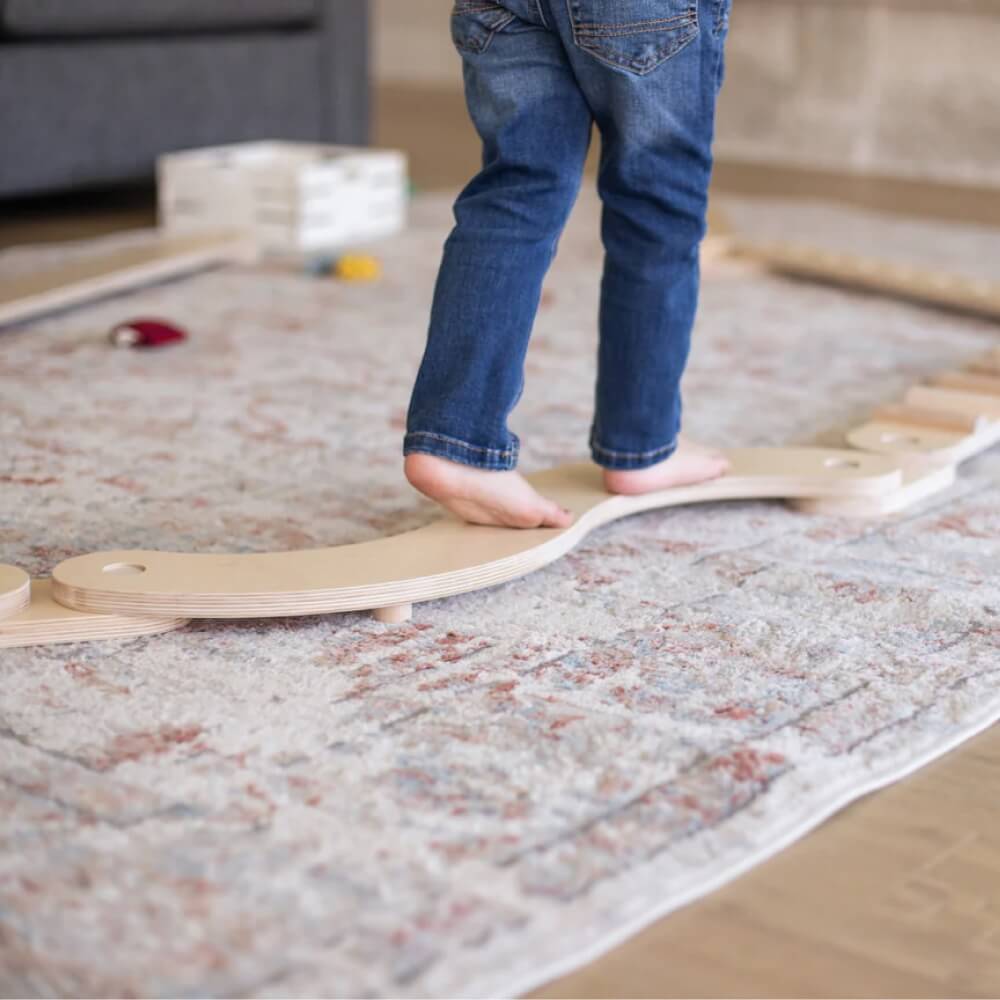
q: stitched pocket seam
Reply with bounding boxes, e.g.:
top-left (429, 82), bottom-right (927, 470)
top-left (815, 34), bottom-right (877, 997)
top-left (567, 0), bottom-right (700, 75)
top-left (451, 7), bottom-right (517, 54)
top-left (576, 13), bottom-right (697, 37)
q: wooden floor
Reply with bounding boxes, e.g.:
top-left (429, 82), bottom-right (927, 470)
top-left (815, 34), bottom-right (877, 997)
top-left (535, 724), bottom-right (1000, 999)
top-left (3, 83), bottom-right (999, 999)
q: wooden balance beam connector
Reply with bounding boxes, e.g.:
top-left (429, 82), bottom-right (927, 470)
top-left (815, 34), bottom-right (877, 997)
top-left (1, 446), bottom-right (934, 648)
top-left (0, 579), bottom-right (189, 649)
top-left (846, 349), bottom-right (1000, 469)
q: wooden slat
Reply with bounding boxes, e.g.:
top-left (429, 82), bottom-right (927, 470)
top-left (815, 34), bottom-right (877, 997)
top-left (0, 231), bottom-right (255, 327)
top-left (730, 238), bottom-right (1000, 321)
top-left (931, 370), bottom-right (1000, 397)
top-left (870, 403), bottom-right (982, 434)
top-left (0, 579), bottom-right (186, 649)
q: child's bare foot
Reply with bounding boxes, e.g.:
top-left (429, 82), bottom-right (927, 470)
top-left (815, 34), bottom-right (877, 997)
top-left (603, 439), bottom-right (730, 495)
top-left (405, 454), bottom-right (575, 529)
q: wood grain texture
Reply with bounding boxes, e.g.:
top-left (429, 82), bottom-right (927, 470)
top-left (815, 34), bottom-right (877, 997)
top-left (533, 724), bottom-right (1000, 999)
top-left (0, 232), bottom-right (256, 327)
top-left (0, 564), bottom-right (31, 621)
top-left (51, 448), bottom-right (905, 620)
top-left (0, 579), bottom-right (188, 649)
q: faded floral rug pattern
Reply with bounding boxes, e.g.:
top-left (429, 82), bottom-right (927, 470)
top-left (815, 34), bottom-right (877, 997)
top-left (1, 193), bottom-right (999, 998)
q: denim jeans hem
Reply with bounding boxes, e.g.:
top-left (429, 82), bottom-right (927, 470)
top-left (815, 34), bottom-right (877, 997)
top-left (589, 434), bottom-right (679, 470)
top-left (404, 430), bottom-right (519, 471)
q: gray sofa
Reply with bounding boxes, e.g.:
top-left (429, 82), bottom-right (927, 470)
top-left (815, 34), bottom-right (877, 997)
top-left (0, 0), bottom-right (370, 197)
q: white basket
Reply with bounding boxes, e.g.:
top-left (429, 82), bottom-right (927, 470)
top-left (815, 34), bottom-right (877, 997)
top-left (158, 141), bottom-right (408, 255)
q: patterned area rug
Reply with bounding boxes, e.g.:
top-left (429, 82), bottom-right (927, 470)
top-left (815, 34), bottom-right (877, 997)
top-left (2, 192), bottom-right (999, 998)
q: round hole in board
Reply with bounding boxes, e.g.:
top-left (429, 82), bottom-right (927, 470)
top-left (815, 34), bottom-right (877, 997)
top-left (102, 563), bottom-right (147, 576)
top-left (823, 457), bottom-right (863, 470)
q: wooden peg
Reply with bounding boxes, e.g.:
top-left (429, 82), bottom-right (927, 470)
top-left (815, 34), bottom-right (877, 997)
top-left (372, 604), bottom-right (413, 624)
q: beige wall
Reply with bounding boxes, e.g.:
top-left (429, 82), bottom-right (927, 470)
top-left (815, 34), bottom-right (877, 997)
top-left (716, 0), bottom-right (1000, 187)
top-left (373, 0), bottom-right (460, 86)
top-left (373, 0), bottom-right (1000, 187)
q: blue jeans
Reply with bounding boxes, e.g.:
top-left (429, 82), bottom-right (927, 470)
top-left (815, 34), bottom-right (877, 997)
top-left (405, 0), bottom-right (731, 471)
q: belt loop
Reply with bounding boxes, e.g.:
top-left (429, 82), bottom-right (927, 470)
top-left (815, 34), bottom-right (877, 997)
top-left (534, 0), bottom-right (549, 28)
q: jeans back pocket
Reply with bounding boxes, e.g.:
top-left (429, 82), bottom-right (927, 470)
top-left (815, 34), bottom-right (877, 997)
top-left (568, 0), bottom-right (700, 75)
top-left (452, 1), bottom-right (517, 54)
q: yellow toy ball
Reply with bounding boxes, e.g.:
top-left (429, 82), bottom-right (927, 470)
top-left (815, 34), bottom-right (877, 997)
top-left (334, 253), bottom-right (382, 282)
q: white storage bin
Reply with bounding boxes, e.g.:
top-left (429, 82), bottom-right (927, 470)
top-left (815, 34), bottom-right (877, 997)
top-left (158, 141), bottom-right (408, 255)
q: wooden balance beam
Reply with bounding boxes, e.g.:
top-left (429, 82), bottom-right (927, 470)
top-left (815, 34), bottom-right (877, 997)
top-left (45, 447), bottom-right (913, 623)
top-left (5, 352), bottom-right (999, 649)
top-left (1, 446), bottom-right (922, 646)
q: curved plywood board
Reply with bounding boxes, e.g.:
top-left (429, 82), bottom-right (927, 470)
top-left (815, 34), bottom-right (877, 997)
top-left (0, 564), bottom-right (31, 621)
top-left (51, 447), bottom-right (906, 620)
top-left (0, 232), bottom-right (255, 328)
top-left (0, 579), bottom-right (188, 649)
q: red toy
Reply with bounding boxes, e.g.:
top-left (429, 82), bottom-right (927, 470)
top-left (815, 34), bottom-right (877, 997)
top-left (109, 318), bottom-right (188, 349)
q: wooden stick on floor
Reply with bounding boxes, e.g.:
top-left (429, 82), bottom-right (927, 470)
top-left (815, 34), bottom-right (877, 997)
top-left (728, 238), bottom-right (1000, 322)
top-left (0, 231), bottom-right (256, 327)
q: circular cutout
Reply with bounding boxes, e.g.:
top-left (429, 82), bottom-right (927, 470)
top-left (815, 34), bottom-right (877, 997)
top-left (823, 457), bottom-right (863, 470)
top-left (102, 563), bottom-right (147, 575)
